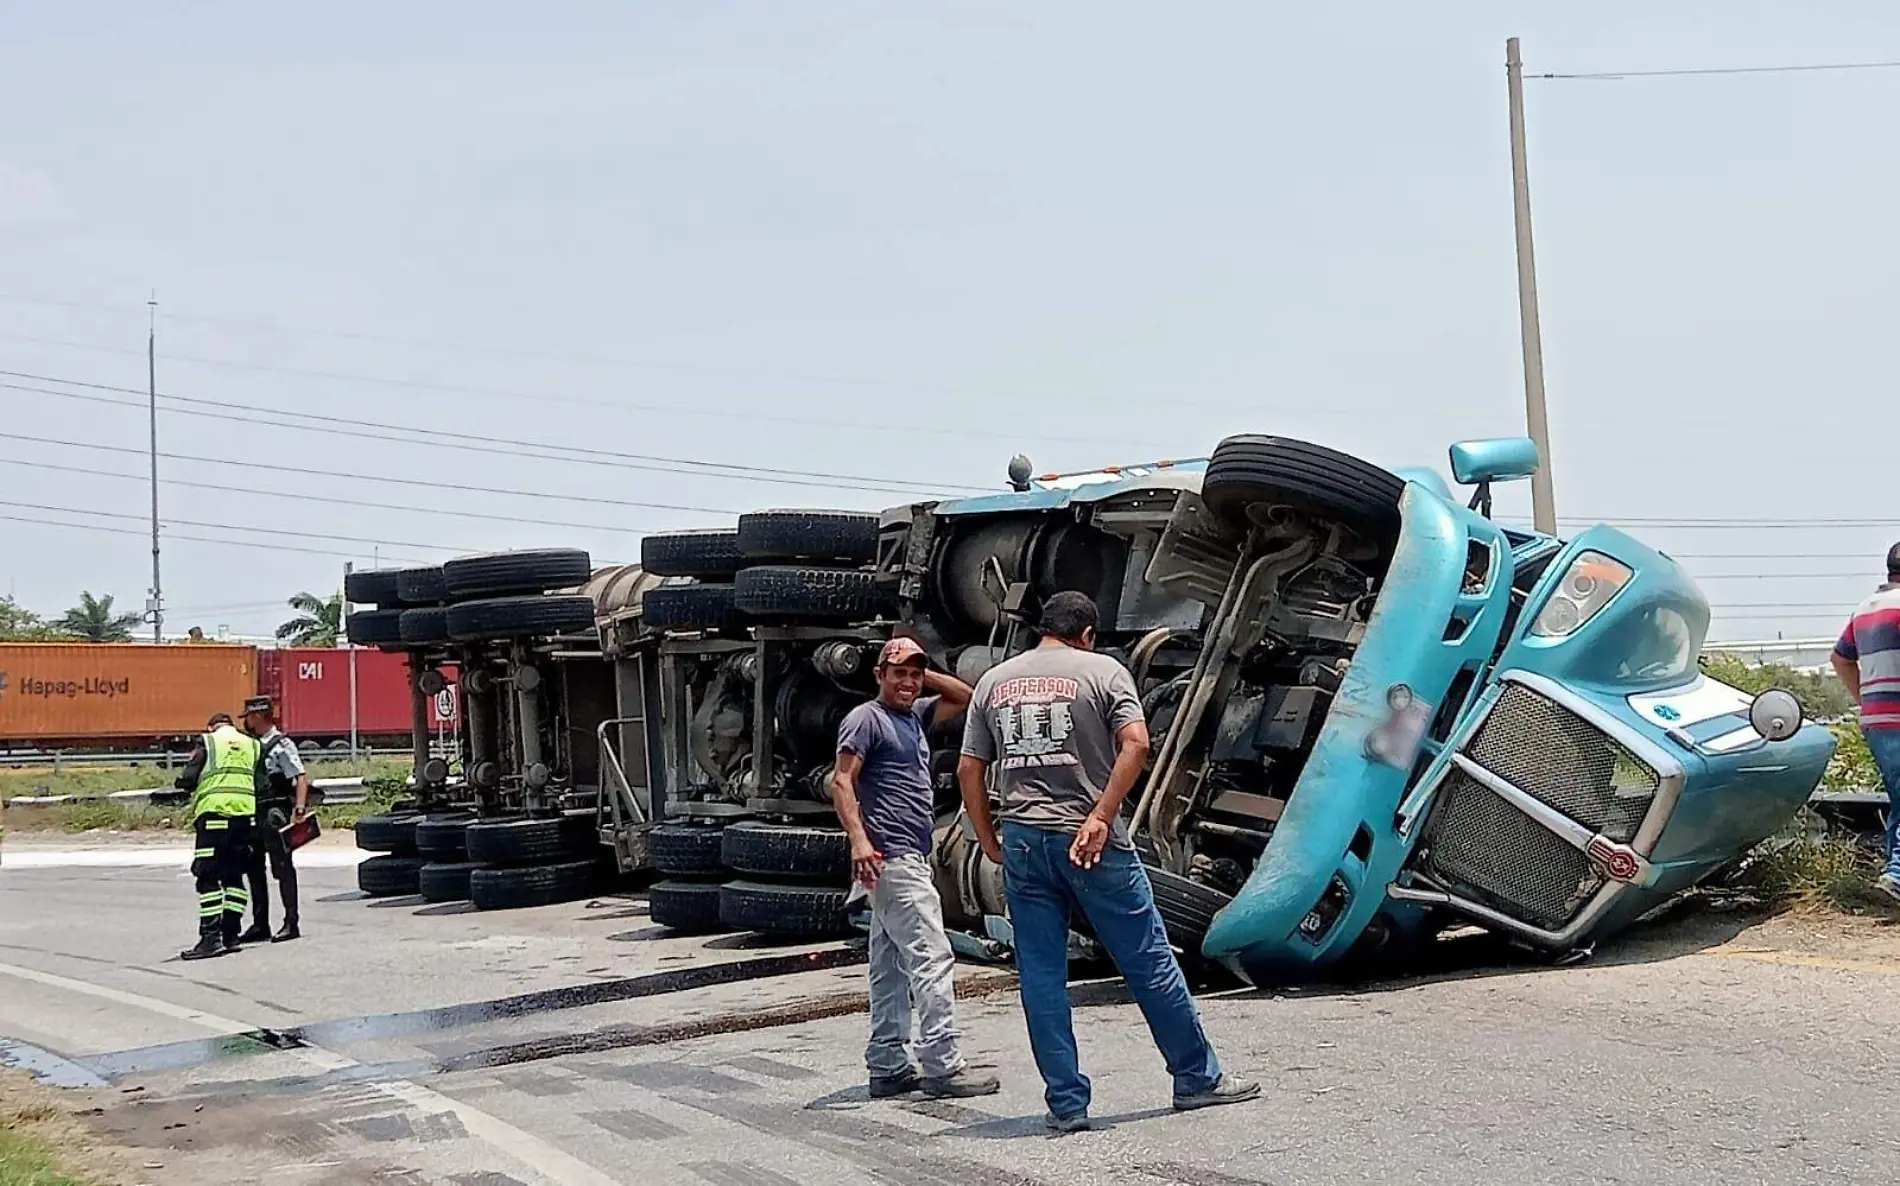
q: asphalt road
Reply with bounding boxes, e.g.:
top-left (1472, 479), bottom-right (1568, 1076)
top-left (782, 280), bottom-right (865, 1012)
top-left (2, 835), bottom-right (1897, 1186)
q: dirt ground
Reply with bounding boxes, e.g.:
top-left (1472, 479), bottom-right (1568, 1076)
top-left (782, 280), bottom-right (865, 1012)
top-left (1, 1070), bottom-right (136, 1186)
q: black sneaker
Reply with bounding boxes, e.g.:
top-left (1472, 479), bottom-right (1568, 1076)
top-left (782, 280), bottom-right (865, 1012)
top-left (868, 1068), bottom-right (921, 1099)
top-left (920, 1069), bottom-right (1001, 1098)
top-left (238, 924), bottom-right (273, 945)
top-left (1173, 1075), bottom-right (1261, 1112)
top-left (180, 937), bottom-right (227, 961)
top-left (272, 923), bottom-right (302, 943)
top-left (1044, 1112), bottom-right (1091, 1134)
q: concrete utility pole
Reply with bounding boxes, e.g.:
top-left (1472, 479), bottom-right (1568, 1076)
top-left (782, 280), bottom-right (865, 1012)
top-left (345, 562), bottom-right (360, 761)
top-left (147, 296), bottom-right (164, 641)
top-left (1506, 37), bottom-right (1558, 535)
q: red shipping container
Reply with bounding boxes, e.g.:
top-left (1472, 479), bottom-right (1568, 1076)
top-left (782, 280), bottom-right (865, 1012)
top-left (257, 648), bottom-right (460, 745)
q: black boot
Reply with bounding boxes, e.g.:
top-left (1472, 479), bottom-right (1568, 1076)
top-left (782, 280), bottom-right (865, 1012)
top-left (181, 935), bottom-right (227, 961)
top-left (238, 923), bottom-right (273, 945)
top-left (272, 922), bottom-right (301, 943)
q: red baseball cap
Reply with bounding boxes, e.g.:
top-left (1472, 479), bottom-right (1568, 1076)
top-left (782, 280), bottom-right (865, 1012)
top-left (877, 637), bottom-right (928, 668)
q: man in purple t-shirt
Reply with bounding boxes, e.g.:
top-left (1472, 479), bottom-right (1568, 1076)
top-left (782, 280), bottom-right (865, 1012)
top-left (832, 637), bottom-right (997, 1100)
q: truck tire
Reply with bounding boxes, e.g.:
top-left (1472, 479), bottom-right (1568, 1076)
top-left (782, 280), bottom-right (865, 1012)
top-left (399, 606), bottom-right (451, 646)
top-left (396, 565), bottom-right (450, 604)
top-left (648, 879), bottom-right (728, 934)
top-left (354, 812), bottom-right (421, 856)
top-left (346, 609), bottom-right (407, 646)
top-left (1200, 434), bottom-right (1405, 546)
top-left (718, 880), bottom-right (852, 937)
top-left (465, 813), bottom-right (596, 867)
top-left (445, 595), bottom-right (597, 642)
top-left (358, 855), bottom-right (424, 897)
top-left (419, 861), bottom-right (480, 903)
top-left (650, 823), bottom-right (727, 877)
top-left (443, 549), bottom-right (593, 599)
top-left (414, 814), bottom-right (476, 862)
top-left (640, 583), bottom-right (744, 632)
top-left (737, 510), bottom-right (879, 565)
top-left (641, 530), bottom-right (744, 580)
top-left (732, 567), bottom-right (892, 622)
top-left (345, 568), bottom-right (403, 607)
top-left (720, 821), bottom-right (849, 881)
top-left (470, 860), bottom-right (600, 911)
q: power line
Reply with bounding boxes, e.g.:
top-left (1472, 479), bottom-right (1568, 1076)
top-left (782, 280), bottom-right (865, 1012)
top-left (0, 329), bottom-right (1166, 450)
top-left (1691, 572), bottom-right (1875, 581)
top-left (0, 429), bottom-right (736, 517)
top-left (2, 371), bottom-right (984, 496)
top-left (1506, 517), bottom-right (1900, 531)
top-left (1536, 59), bottom-right (1900, 82)
top-left (0, 297), bottom-right (1379, 429)
top-left (1669, 552), bottom-right (1878, 560)
top-left (0, 454), bottom-right (642, 534)
top-left (0, 508), bottom-right (429, 564)
top-left (0, 496), bottom-right (477, 555)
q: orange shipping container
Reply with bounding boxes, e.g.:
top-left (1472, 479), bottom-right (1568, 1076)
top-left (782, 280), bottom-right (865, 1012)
top-left (0, 643), bottom-right (257, 747)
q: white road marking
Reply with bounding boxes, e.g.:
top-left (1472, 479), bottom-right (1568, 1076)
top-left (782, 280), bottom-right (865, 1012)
top-left (0, 958), bottom-right (620, 1186)
top-left (1, 848), bottom-right (368, 870)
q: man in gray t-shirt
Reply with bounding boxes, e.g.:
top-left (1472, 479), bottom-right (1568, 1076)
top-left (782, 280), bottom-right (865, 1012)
top-left (959, 592), bottom-right (1256, 1131)
top-left (960, 637), bottom-right (1144, 851)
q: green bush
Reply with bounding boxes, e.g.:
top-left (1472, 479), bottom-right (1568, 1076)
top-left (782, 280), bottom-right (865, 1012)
top-left (1826, 722), bottom-right (1879, 791)
top-left (315, 775), bottom-right (408, 830)
top-left (1728, 810), bottom-right (1891, 914)
top-left (1698, 653), bottom-right (1855, 720)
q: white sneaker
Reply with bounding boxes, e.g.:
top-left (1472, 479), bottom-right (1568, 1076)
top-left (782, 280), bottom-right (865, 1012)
top-left (1877, 874), bottom-right (1900, 903)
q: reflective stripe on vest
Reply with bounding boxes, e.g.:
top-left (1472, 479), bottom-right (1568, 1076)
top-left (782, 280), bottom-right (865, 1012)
top-left (192, 725), bottom-right (259, 819)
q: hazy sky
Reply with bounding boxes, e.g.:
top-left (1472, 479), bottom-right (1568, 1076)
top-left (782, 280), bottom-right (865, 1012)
top-left (2, 2), bottom-right (1895, 642)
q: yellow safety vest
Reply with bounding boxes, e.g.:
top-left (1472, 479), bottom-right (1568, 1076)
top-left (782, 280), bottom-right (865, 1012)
top-left (192, 725), bottom-right (259, 820)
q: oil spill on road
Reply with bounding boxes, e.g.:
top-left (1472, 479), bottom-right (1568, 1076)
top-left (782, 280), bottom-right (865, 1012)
top-left (81, 945), bottom-right (868, 1080)
top-left (95, 969), bottom-right (1020, 1108)
top-left (0, 1037), bottom-right (110, 1088)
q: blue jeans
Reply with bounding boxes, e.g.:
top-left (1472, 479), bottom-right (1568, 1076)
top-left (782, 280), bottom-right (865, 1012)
top-left (1863, 729), bottom-right (1900, 879)
top-left (1000, 821), bottom-right (1222, 1118)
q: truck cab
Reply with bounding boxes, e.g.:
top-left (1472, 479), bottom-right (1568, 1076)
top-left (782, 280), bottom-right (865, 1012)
top-left (1119, 434), bottom-right (1835, 980)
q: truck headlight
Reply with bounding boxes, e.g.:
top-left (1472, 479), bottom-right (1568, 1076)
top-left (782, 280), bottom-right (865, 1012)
top-left (1531, 551), bottom-right (1631, 638)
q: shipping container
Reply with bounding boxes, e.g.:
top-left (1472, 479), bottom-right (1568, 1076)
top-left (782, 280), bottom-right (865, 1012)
top-left (258, 648), bottom-right (460, 745)
top-left (0, 643), bottom-right (256, 747)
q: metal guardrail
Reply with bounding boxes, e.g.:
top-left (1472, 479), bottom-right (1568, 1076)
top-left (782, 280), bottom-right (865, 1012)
top-left (0, 744), bottom-right (455, 771)
top-left (2, 777), bottom-right (373, 809)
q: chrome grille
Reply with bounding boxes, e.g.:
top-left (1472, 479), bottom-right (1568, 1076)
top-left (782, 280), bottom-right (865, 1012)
top-left (1467, 684), bottom-right (1659, 842)
top-left (1421, 769), bottom-right (1604, 929)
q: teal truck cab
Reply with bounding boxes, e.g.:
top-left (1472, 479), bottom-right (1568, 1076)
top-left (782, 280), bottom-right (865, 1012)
top-left (1128, 433), bottom-right (1835, 981)
top-left (913, 433), bottom-right (1834, 981)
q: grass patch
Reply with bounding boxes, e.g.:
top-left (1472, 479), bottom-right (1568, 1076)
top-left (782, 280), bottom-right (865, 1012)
top-left (1, 760), bottom-right (415, 834)
top-left (314, 776), bottom-right (407, 830)
top-left (0, 1127), bottom-right (92, 1186)
top-left (1726, 812), bottom-right (1896, 915)
top-left (0, 757), bottom-right (409, 802)
top-left (0, 1074), bottom-right (102, 1186)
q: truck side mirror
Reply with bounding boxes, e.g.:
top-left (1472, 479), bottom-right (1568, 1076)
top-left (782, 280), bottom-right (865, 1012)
top-left (1749, 689), bottom-right (1803, 742)
top-left (1448, 437), bottom-right (1541, 486)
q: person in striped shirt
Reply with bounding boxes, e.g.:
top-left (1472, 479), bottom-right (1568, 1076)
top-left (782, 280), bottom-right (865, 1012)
top-left (1829, 542), bottom-right (1900, 901)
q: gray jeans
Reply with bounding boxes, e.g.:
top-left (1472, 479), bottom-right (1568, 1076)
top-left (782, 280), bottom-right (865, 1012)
top-left (865, 853), bottom-right (964, 1079)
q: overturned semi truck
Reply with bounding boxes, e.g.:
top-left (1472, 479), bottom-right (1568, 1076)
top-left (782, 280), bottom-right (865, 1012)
top-left (348, 432), bottom-right (1834, 981)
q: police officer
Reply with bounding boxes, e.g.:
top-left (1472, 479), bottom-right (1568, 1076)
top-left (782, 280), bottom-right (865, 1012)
top-left (240, 695), bottom-right (308, 944)
top-left (175, 713), bottom-right (264, 960)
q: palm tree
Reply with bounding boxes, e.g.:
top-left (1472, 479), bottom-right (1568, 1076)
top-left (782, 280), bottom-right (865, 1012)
top-left (276, 591), bottom-right (343, 647)
top-left (57, 591), bottom-right (142, 642)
